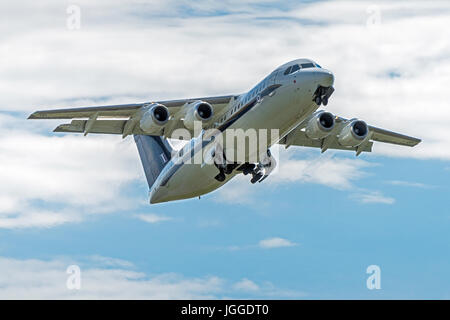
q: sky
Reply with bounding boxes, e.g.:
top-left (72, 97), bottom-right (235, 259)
top-left (0, 0), bottom-right (449, 299)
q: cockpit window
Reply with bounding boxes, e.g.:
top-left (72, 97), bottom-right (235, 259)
top-left (283, 66), bottom-right (292, 75)
top-left (284, 64), bottom-right (301, 75)
top-left (290, 64), bottom-right (300, 73)
top-left (301, 63), bottom-right (315, 69)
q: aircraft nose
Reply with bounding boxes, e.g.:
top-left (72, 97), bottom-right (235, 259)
top-left (316, 69), bottom-right (334, 87)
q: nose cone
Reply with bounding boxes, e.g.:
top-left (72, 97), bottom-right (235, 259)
top-left (316, 69), bottom-right (334, 87)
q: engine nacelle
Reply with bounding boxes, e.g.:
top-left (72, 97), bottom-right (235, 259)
top-left (139, 103), bottom-right (170, 133)
top-left (305, 111), bottom-right (335, 139)
top-left (338, 120), bottom-right (369, 147)
top-left (183, 101), bottom-right (214, 130)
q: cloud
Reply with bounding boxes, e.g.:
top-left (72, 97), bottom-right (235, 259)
top-left (224, 236), bottom-right (298, 251)
top-left (0, 208), bottom-right (81, 229)
top-left (0, 114), bottom-right (144, 229)
top-left (0, 255), bottom-right (303, 299)
top-left (351, 191), bottom-right (395, 205)
top-left (233, 277), bottom-right (308, 298)
top-left (135, 213), bottom-right (173, 224)
top-left (0, 256), bottom-right (222, 299)
top-left (270, 150), bottom-right (371, 190)
top-left (258, 237), bottom-right (297, 249)
top-left (386, 180), bottom-right (435, 189)
top-left (233, 278), bottom-right (259, 292)
top-left (88, 255), bottom-right (134, 268)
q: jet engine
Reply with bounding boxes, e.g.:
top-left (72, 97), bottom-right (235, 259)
top-left (183, 101), bottom-right (214, 130)
top-left (140, 103), bottom-right (170, 133)
top-left (305, 111), bottom-right (335, 139)
top-left (337, 119), bottom-right (369, 147)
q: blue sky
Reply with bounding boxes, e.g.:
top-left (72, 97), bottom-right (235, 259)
top-left (0, 0), bottom-right (449, 299)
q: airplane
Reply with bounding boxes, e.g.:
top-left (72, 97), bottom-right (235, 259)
top-left (28, 59), bottom-right (421, 204)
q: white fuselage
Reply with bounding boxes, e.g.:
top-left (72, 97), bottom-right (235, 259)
top-left (150, 59), bottom-right (334, 203)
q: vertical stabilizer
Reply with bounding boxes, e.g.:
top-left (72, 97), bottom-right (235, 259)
top-left (134, 135), bottom-right (173, 189)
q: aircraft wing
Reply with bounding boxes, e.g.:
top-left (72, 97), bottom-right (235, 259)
top-left (28, 95), bottom-right (235, 138)
top-left (279, 114), bottom-right (421, 155)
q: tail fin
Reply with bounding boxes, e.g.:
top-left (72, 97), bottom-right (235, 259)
top-left (134, 135), bottom-right (173, 189)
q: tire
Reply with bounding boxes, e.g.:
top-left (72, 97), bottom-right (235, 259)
top-left (314, 96), bottom-right (321, 105)
top-left (215, 172), bottom-right (226, 182)
top-left (251, 173), bottom-right (263, 184)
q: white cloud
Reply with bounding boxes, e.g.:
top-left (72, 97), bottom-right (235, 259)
top-left (270, 151), bottom-right (371, 190)
top-left (88, 255), bottom-right (134, 268)
top-left (258, 237), bottom-right (297, 249)
top-left (213, 174), bottom-right (257, 205)
top-left (0, 209), bottom-right (81, 229)
top-left (223, 236), bottom-right (298, 251)
top-left (351, 191), bottom-right (395, 205)
top-left (233, 278), bottom-right (259, 292)
top-left (135, 213), bottom-right (173, 224)
top-left (0, 114), bottom-right (144, 229)
top-left (0, 256), bottom-right (222, 299)
top-left (386, 180), bottom-right (434, 189)
top-left (0, 256), bottom-right (303, 299)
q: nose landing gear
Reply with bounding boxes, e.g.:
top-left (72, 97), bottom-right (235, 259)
top-left (313, 86), bottom-right (334, 106)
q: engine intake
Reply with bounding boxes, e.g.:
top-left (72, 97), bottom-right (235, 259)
top-left (140, 104), bottom-right (169, 133)
top-left (338, 120), bottom-right (368, 147)
top-left (183, 101), bottom-right (214, 130)
top-left (305, 111), bottom-right (335, 139)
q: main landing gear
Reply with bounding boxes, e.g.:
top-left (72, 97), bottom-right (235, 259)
top-left (313, 86), bottom-right (334, 106)
top-left (213, 148), bottom-right (277, 184)
top-left (237, 149), bottom-right (277, 184)
top-left (213, 146), bottom-right (239, 182)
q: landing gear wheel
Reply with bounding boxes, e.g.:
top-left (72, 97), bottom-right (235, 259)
top-left (238, 163), bottom-right (256, 176)
top-left (314, 95), bottom-right (322, 105)
top-left (322, 96), bottom-right (328, 106)
top-left (251, 172), bottom-right (263, 184)
top-left (215, 171), bottom-right (226, 182)
top-left (224, 165), bottom-right (233, 175)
